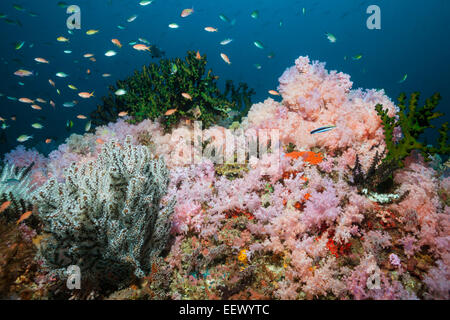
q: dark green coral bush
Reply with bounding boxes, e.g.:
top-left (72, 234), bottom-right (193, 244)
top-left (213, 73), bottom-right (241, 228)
top-left (90, 51), bottom-right (255, 130)
top-left (376, 92), bottom-right (449, 168)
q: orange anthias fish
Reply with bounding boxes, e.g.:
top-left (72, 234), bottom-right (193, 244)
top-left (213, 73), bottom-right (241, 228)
top-left (285, 151), bottom-right (324, 165)
top-left (268, 90), bottom-right (280, 96)
top-left (14, 69), bottom-right (33, 77)
top-left (118, 111), bottom-right (128, 117)
top-left (45, 138), bottom-right (52, 144)
top-left (133, 44), bottom-right (150, 51)
top-left (19, 97), bottom-right (34, 103)
top-left (78, 91), bottom-right (94, 98)
top-left (96, 138), bottom-right (105, 144)
top-left (196, 51), bottom-right (201, 59)
top-left (220, 53), bottom-right (231, 64)
top-left (48, 79), bottom-right (55, 87)
top-left (181, 92), bottom-right (192, 100)
top-left (34, 57), bottom-right (50, 64)
top-left (31, 104), bottom-right (42, 110)
top-left (204, 26), bottom-right (218, 32)
top-left (181, 8), bottom-right (194, 18)
top-left (17, 211), bottom-right (32, 225)
top-left (0, 201), bottom-right (11, 213)
top-left (111, 39), bottom-right (122, 48)
top-left (165, 108), bottom-right (177, 116)
top-left (77, 114), bottom-right (87, 119)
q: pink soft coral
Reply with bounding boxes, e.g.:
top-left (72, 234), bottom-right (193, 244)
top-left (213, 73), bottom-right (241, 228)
top-left (4, 145), bottom-right (48, 187)
top-left (243, 56), bottom-right (398, 170)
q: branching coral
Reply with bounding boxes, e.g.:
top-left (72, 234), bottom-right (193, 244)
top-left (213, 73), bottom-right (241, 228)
top-left (90, 51), bottom-right (255, 130)
top-left (31, 136), bottom-right (175, 291)
top-left (376, 92), bottom-right (449, 168)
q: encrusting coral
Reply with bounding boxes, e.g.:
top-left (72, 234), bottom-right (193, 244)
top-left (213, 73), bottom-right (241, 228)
top-left (31, 136), bottom-right (175, 292)
top-left (2, 55), bottom-right (449, 300)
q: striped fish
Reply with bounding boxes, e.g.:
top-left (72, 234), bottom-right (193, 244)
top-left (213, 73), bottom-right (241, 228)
top-left (310, 125), bottom-right (336, 134)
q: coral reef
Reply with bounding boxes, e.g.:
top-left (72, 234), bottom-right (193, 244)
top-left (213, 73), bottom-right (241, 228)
top-left (2, 55), bottom-right (449, 300)
top-left (90, 51), bottom-right (255, 130)
top-left (31, 136), bottom-right (175, 292)
top-left (0, 221), bottom-right (37, 299)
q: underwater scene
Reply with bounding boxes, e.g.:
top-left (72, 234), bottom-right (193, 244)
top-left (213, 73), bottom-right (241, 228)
top-left (0, 0), bottom-right (449, 301)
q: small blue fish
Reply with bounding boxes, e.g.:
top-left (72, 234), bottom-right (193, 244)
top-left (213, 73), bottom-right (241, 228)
top-left (310, 125), bottom-right (336, 134)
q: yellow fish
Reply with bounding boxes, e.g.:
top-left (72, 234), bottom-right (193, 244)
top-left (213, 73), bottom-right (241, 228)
top-left (57, 36), bottom-right (69, 42)
top-left (86, 29), bottom-right (99, 35)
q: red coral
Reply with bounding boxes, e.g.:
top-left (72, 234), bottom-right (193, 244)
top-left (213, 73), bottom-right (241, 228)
top-left (225, 208), bottom-right (255, 220)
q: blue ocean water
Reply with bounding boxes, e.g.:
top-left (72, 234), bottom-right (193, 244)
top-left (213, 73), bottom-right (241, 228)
top-left (0, 0), bottom-right (449, 156)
